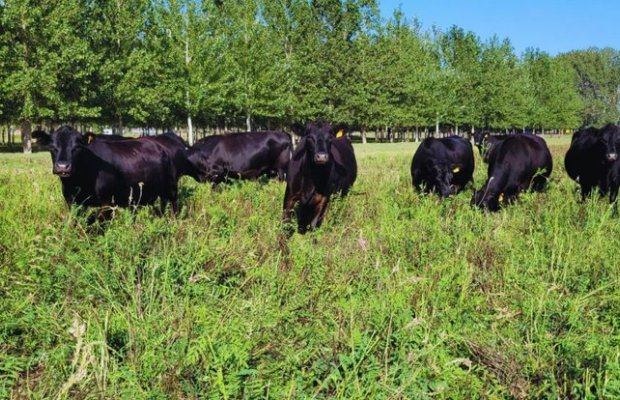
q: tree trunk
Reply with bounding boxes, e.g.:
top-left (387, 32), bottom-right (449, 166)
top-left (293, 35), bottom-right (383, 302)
top-left (115, 115), bottom-right (124, 136)
top-left (246, 113), bottom-right (251, 132)
top-left (187, 113), bottom-right (194, 146)
top-left (21, 120), bottom-right (32, 154)
top-left (361, 127), bottom-right (367, 144)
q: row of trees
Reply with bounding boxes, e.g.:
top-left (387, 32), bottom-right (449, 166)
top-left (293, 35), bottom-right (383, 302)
top-left (1, 0), bottom-right (619, 152)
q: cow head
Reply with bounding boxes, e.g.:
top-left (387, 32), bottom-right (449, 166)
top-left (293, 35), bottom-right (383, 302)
top-left (425, 160), bottom-right (461, 198)
top-left (600, 124), bottom-right (620, 163)
top-left (34, 126), bottom-right (87, 178)
top-left (292, 122), bottom-right (347, 166)
top-left (473, 131), bottom-right (491, 156)
top-left (471, 180), bottom-right (502, 212)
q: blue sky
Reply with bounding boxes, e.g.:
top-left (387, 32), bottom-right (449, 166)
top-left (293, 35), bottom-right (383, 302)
top-left (379, 1), bottom-right (620, 56)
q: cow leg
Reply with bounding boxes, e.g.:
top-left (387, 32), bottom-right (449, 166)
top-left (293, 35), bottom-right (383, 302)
top-left (170, 196), bottom-right (178, 216)
top-left (166, 184), bottom-right (179, 216)
top-left (580, 184), bottom-right (593, 201)
top-left (158, 198), bottom-right (168, 216)
top-left (531, 174), bottom-right (548, 192)
top-left (276, 150), bottom-right (290, 181)
top-left (282, 186), bottom-right (297, 224)
top-left (309, 194), bottom-right (329, 230)
top-left (281, 186), bottom-right (299, 235)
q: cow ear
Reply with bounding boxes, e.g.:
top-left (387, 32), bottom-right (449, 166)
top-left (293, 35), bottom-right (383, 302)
top-left (32, 130), bottom-right (51, 145)
top-left (333, 123), bottom-right (348, 138)
top-left (290, 123), bottom-right (306, 137)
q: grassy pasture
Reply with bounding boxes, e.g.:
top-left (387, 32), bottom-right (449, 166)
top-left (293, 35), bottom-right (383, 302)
top-left (1, 137), bottom-right (620, 399)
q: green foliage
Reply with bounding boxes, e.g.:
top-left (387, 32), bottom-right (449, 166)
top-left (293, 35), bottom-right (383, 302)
top-left (559, 48), bottom-right (620, 127)
top-left (0, 1), bottom-right (617, 138)
top-left (2, 140), bottom-right (620, 398)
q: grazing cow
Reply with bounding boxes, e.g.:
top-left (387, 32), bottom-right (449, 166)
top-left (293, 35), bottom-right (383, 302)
top-left (187, 131), bottom-right (292, 184)
top-left (565, 124), bottom-right (620, 202)
top-left (411, 136), bottom-right (474, 197)
top-left (473, 131), bottom-right (507, 163)
top-left (472, 134), bottom-right (552, 211)
top-left (34, 126), bottom-right (180, 214)
top-left (282, 122), bottom-right (357, 234)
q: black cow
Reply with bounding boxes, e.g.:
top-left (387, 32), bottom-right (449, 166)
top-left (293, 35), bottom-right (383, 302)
top-left (411, 136), bottom-right (474, 197)
top-left (83, 132), bottom-right (126, 143)
top-left (187, 131), bottom-right (292, 184)
top-left (141, 132), bottom-right (201, 183)
top-left (472, 134), bottom-right (552, 211)
top-left (34, 126), bottom-right (180, 214)
top-left (565, 124), bottom-right (620, 202)
top-left (282, 122), bottom-right (357, 234)
top-left (473, 131), bottom-right (507, 163)
top-left (88, 131), bottom-right (201, 183)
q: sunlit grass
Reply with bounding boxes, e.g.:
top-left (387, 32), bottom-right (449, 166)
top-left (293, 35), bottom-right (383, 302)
top-left (1, 136), bottom-right (619, 399)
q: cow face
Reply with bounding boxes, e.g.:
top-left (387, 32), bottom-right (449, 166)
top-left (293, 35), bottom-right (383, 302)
top-left (473, 131), bottom-right (489, 148)
top-left (471, 189), bottom-right (500, 211)
top-left (36, 127), bottom-right (86, 178)
top-left (600, 125), bottom-right (620, 163)
top-left (425, 160), bottom-right (454, 197)
top-left (293, 122), bottom-right (346, 166)
top-left (473, 131), bottom-right (491, 156)
top-left (186, 150), bottom-right (209, 182)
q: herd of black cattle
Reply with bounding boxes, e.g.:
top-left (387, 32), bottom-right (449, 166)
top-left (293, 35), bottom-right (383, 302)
top-left (31, 121), bottom-right (620, 234)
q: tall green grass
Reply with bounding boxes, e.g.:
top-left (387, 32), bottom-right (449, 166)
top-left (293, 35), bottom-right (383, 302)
top-left (1, 138), bottom-right (619, 399)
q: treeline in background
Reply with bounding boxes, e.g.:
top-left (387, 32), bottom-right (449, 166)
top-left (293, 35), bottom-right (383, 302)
top-left (1, 0), bottom-right (619, 151)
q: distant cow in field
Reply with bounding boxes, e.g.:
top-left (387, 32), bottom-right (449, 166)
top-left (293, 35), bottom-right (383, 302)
top-left (472, 134), bottom-right (553, 211)
top-left (187, 131), bottom-right (292, 184)
top-left (565, 124), bottom-right (620, 203)
top-left (473, 131), bottom-right (508, 163)
top-left (34, 126), bottom-right (181, 214)
top-left (282, 122), bottom-right (357, 234)
top-left (411, 136), bottom-right (474, 197)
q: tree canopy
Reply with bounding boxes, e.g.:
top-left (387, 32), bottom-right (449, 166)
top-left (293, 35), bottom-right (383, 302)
top-left (0, 0), bottom-right (618, 150)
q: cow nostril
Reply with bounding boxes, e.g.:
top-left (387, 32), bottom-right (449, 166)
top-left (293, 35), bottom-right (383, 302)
top-left (54, 162), bottom-right (72, 174)
top-left (314, 153), bottom-right (329, 163)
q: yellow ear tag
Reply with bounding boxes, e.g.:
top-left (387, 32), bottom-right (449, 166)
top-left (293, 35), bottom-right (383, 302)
top-left (498, 193), bottom-right (504, 202)
top-left (452, 166), bottom-right (460, 173)
top-left (336, 129), bottom-right (344, 138)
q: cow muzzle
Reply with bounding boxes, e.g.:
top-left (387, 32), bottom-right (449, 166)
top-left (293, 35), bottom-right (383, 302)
top-left (53, 162), bottom-right (72, 177)
top-left (606, 153), bottom-right (618, 162)
top-left (314, 152), bottom-right (329, 164)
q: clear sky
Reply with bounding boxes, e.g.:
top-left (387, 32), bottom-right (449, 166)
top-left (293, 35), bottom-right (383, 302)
top-left (379, 1), bottom-right (620, 56)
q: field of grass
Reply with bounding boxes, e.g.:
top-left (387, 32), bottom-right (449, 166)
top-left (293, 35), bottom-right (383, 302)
top-left (1, 137), bottom-right (620, 399)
